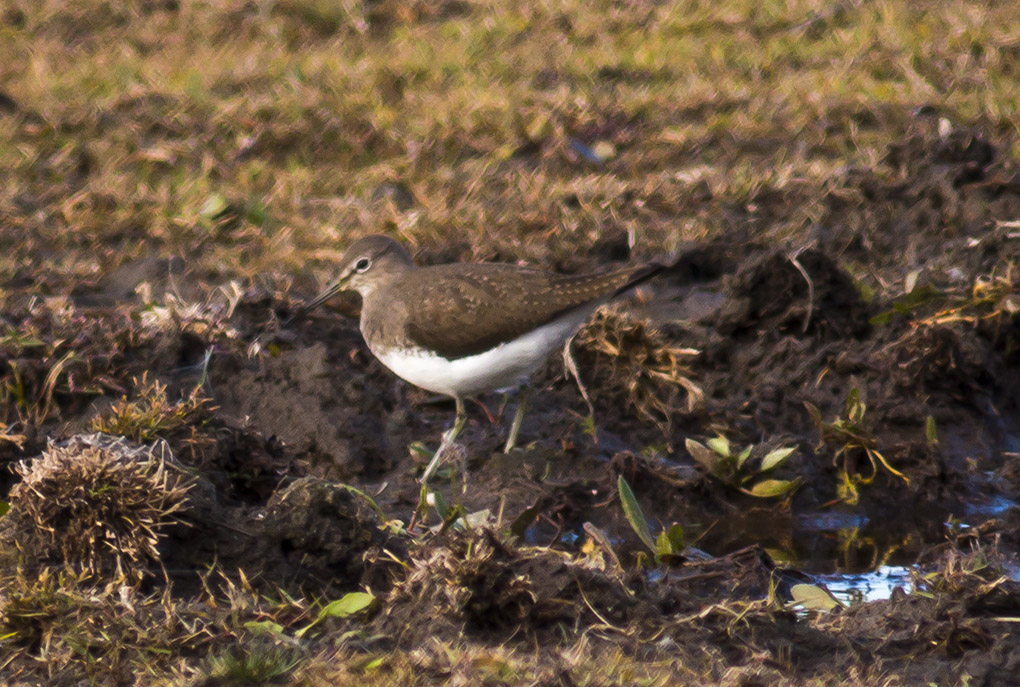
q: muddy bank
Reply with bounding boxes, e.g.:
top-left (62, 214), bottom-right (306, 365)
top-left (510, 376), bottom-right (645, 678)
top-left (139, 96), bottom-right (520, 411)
top-left (3, 430), bottom-right (1019, 685)
top-left (1, 121), bottom-right (1019, 685)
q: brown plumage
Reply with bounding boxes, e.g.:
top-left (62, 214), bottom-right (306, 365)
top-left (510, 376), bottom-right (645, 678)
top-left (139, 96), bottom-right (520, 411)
top-left (400, 261), bottom-right (664, 358)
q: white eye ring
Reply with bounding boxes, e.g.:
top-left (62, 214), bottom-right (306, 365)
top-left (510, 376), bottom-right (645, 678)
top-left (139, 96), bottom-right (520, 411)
top-left (355, 258), bottom-right (371, 273)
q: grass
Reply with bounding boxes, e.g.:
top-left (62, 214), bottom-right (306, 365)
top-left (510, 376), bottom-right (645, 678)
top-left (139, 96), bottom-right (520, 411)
top-left (90, 374), bottom-right (213, 443)
top-left (8, 434), bottom-right (194, 581)
top-left (574, 304), bottom-right (703, 434)
top-left (2, 0), bottom-right (1019, 296)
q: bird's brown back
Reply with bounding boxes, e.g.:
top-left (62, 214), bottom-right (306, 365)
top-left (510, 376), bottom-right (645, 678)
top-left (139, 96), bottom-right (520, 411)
top-left (394, 261), bottom-right (663, 359)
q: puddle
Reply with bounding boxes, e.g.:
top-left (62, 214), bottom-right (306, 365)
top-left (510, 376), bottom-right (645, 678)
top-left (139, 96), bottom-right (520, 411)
top-left (962, 491), bottom-right (1017, 518)
top-left (816, 565), bottom-right (914, 604)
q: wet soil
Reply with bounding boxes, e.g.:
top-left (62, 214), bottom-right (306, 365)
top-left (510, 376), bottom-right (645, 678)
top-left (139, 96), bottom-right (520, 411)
top-left (2, 120), bottom-right (1020, 684)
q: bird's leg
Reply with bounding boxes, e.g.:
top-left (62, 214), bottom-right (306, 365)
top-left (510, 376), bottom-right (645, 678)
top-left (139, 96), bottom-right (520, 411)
top-left (449, 395), bottom-right (467, 442)
top-left (420, 396), bottom-right (467, 483)
top-left (472, 397), bottom-right (497, 424)
top-left (503, 386), bottom-right (529, 453)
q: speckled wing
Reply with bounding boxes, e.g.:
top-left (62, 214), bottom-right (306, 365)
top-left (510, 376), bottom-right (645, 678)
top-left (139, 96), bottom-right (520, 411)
top-left (402, 261), bottom-right (663, 359)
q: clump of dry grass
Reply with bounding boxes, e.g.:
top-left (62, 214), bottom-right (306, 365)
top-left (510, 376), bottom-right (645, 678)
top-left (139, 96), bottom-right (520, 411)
top-left (90, 373), bottom-right (213, 443)
top-left (574, 305), bottom-right (703, 434)
top-left (377, 530), bottom-right (636, 645)
top-left (0, 563), bottom-right (227, 685)
top-left (8, 433), bottom-right (194, 582)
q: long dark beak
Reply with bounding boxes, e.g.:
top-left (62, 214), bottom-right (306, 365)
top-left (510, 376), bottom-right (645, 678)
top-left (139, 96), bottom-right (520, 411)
top-left (283, 278), bottom-right (348, 327)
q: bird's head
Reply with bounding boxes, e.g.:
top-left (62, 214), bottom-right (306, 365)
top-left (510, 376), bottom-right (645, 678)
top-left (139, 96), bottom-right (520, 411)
top-left (298, 234), bottom-right (414, 313)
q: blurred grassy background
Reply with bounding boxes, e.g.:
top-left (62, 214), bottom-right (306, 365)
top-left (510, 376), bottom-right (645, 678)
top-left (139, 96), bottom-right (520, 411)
top-left (2, 0), bottom-right (1018, 293)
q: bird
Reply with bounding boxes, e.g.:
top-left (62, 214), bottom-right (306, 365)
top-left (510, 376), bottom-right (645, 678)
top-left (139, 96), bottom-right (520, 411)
top-left (291, 234), bottom-right (666, 481)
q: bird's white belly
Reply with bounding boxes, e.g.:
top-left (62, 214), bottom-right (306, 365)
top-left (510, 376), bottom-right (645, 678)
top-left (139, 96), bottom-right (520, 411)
top-left (370, 311), bottom-right (592, 397)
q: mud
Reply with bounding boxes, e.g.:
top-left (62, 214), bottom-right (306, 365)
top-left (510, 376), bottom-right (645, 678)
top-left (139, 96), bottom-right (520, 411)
top-left (2, 121), bottom-right (1020, 685)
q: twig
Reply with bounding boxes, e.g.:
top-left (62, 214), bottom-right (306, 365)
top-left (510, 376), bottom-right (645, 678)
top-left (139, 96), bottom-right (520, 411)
top-left (789, 252), bottom-right (815, 334)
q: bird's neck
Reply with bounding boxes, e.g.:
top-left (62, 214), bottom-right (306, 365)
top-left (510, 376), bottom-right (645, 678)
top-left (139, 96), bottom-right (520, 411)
top-left (358, 270), bottom-right (414, 352)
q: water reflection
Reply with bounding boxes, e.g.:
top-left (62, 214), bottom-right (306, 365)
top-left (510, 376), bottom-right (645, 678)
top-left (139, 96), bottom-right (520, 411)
top-left (816, 565), bottom-right (914, 604)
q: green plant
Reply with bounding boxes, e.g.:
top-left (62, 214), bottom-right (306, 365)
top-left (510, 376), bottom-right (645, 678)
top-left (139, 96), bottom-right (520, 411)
top-left (789, 583), bottom-right (843, 612)
top-left (618, 475), bottom-right (685, 564)
top-left (871, 266), bottom-right (1018, 335)
top-left (295, 591), bottom-right (376, 638)
top-left (685, 436), bottom-right (800, 498)
top-left (806, 387), bottom-right (908, 505)
top-left (204, 642), bottom-right (302, 685)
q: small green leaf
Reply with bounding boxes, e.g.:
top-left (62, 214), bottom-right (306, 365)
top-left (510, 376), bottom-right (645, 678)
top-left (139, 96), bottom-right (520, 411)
top-left (736, 445), bottom-right (753, 469)
top-left (707, 436), bottom-right (730, 457)
top-left (243, 620), bottom-right (286, 637)
top-left (655, 530), bottom-right (673, 561)
top-left (803, 401), bottom-right (824, 430)
top-left (855, 280), bottom-right (876, 304)
top-left (430, 490), bottom-right (450, 520)
top-left (760, 446), bottom-right (797, 472)
top-left (408, 441), bottom-right (433, 461)
top-left (790, 583), bottom-right (842, 611)
top-left (666, 523), bottom-right (685, 551)
top-left (295, 592), bottom-right (375, 638)
top-left (199, 192), bottom-right (229, 219)
top-left (749, 479), bottom-right (800, 498)
top-left (763, 547), bottom-right (794, 565)
top-left (845, 387), bottom-right (861, 419)
top-left (509, 500), bottom-right (542, 538)
top-left (0, 501), bottom-right (9, 518)
top-left (360, 655), bottom-right (386, 672)
top-left (617, 475), bottom-right (655, 555)
top-left (925, 416), bottom-right (938, 447)
top-left (868, 285), bottom-right (945, 325)
top-left (245, 200), bottom-right (269, 227)
top-left (686, 438), bottom-right (719, 472)
top-left (320, 592), bottom-right (374, 619)
top-left (653, 523), bottom-right (685, 562)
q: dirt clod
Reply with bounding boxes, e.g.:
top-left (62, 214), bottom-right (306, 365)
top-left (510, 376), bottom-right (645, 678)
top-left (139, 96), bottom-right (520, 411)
top-left (259, 476), bottom-right (407, 591)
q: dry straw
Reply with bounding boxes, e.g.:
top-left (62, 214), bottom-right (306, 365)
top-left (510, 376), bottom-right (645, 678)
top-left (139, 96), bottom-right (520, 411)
top-left (10, 433), bottom-right (194, 584)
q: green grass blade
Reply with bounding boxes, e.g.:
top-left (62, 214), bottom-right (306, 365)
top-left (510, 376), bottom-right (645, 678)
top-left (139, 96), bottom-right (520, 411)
top-left (618, 475), bottom-right (655, 555)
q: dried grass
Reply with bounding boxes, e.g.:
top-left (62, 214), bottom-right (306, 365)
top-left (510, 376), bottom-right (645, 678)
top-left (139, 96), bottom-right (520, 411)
top-left (574, 305), bottom-right (703, 434)
top-left (90, 373), bottom-right (213, 443)
top-left (8, 433), bottom-right (194, 583)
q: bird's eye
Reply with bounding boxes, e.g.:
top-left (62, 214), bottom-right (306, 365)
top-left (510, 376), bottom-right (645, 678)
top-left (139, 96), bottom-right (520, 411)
top-left (355, 258), bottom-right (371, 273)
